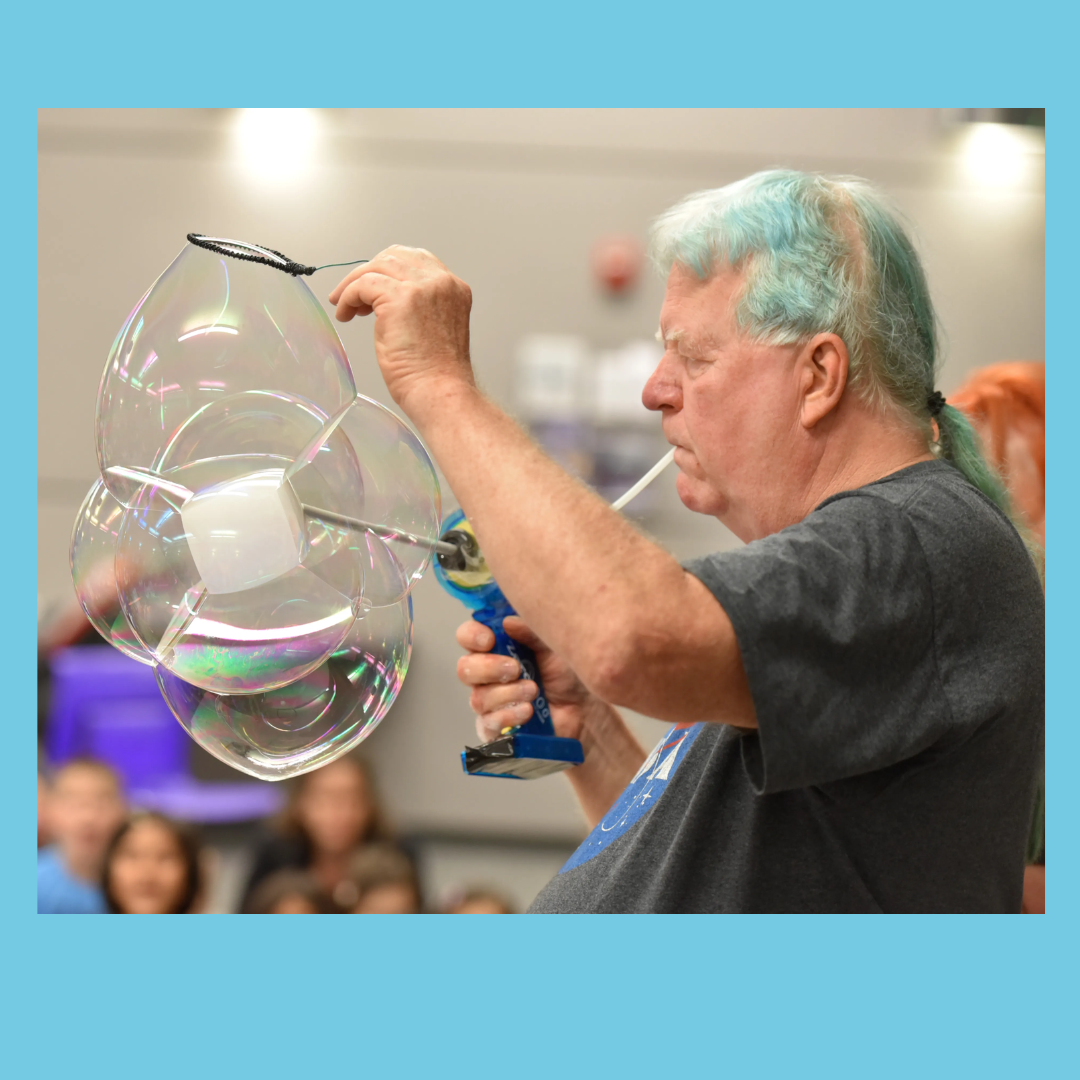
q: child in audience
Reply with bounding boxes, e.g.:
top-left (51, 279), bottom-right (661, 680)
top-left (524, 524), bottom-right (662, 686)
top-left (242, 754), bottom-right (391, 911)
top-left (248, 869), bottom-right (336, 914)
top-left (102, 812), bottom-right (202, 914)
top-left (344, 844), bottom-right (423, 914)
top-left (37, 759), bottom-right (127, 914)
top-left (446, 889), bottom-right (516, 914)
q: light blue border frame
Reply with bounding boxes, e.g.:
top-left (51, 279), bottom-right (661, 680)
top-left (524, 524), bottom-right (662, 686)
top-left (5, 3), bottom-right (1068, 1076)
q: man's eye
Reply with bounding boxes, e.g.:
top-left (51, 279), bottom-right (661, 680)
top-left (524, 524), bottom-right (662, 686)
top-left (684, 355), bottom-right (710, 376)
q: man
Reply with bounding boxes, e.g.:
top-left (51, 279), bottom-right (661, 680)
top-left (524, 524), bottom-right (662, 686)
top-left (329, 169), bottom-right (1043, 912)
top-left (38, 759), bottom-right (127, 914)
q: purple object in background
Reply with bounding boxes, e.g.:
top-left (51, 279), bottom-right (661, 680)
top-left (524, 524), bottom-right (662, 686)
top-left (79, 699), bottom-right (189, 788)
top-left (47, 646), bottom-right (177, 767)
top-left (46, 646), bottom-right (283, 823)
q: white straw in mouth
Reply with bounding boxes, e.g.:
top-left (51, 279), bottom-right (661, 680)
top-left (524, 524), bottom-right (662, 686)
top-left (610, 447), bottom-right (677, 512)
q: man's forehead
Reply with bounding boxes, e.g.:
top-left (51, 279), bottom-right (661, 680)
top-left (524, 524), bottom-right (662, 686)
top-left (655, 323), bottom-right (724, 351)
top-left (659, 264), bottom-right (742, 344)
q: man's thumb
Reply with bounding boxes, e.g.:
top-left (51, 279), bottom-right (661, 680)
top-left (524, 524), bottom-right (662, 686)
top-left (502, 616), bottom-right (546, 653)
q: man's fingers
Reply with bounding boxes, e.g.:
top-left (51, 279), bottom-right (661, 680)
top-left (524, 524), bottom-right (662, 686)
top-left (457, 653), bottom-right (523, 687)
top-left (333, 299), bottom-right (372, 322)
top-left (455, 617), bottom-right (535, 735)
top-left (332, 271), bottom-right (399, 322)
top-left (373, 244), bottom-right (445, 273)
top-left (455, 619), bottom-right (496, 652)
top-left (327, 264), bottom-right (369, 306)
top-left (469, 680), bottom-right (537, 716)
top-left (328, 258), bottom-right (397, 308)
top-left (328, 246), bottom-right (447, 305)
top-left (476, 705), bottom-right (534, 743)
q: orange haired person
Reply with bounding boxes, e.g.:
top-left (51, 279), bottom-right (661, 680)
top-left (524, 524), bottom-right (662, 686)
top-left (951, 361), bottom-right (1045, 913)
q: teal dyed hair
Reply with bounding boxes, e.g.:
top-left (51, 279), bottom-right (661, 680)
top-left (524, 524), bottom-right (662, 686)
top-left (650, 170), bottom-right (1012, 516)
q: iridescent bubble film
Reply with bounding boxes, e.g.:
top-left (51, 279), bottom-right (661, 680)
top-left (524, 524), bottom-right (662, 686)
top-left (70, 479), bottom-right (155, 665)
top-left (69, 237), bottom-right (441, 779)
top-left (156, 597), bottom-right (412, 780)
top-left (97, 242), bottom-right (357, 508)
top-left (288, 394), bottom-right (442, 607)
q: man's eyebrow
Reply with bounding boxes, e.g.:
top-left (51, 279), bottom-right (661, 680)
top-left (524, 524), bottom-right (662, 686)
top-left (656, 327), bottom-right (686, 345)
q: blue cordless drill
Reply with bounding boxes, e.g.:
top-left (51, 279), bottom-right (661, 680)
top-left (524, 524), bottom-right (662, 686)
top-left (434, 508), bottom-right (585, 779)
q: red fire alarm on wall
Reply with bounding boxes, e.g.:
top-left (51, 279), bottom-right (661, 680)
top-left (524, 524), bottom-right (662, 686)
top-left (591, 234), bottom-right (644, 295)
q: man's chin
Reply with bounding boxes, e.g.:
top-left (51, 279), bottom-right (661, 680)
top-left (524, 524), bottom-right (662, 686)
top-left (675, 472), bottom-right (725, 517)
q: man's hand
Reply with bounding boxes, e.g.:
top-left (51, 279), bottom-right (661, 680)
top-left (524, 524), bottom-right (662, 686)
top-left (328, 246), bottom-right (474, 417)
top-left (455, 616), bottom-right (594, 745)
top-left (455, 614), bottom-right (650, 828)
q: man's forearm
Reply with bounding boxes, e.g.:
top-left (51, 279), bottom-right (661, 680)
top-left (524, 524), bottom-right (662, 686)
top-left (561, 700), bottom-right (648, 830)
top-left (408, 383), bottom-right (679, 683)
top-left (407, 382), bottom-right (752, 728)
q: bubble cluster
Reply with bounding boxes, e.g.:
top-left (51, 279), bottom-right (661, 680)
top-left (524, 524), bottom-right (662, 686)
top-left (70, 239), bottom-right (440, 780)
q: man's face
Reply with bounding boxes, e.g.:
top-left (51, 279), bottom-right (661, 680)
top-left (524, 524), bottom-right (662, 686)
top-left (643, 263), bottom-right (804, 540)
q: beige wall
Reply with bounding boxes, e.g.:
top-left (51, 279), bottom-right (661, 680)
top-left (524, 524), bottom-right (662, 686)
top-left (38, 108), bottom-right (1044, 839)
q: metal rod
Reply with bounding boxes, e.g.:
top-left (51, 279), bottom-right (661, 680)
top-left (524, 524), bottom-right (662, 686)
top-left (302, 504), bottom-right (458, 556)
top-left (308, 446), bottom-right (675, 562)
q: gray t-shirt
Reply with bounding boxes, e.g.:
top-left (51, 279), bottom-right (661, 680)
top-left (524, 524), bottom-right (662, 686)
top-left (529, 461), bottom-right (1044, 913)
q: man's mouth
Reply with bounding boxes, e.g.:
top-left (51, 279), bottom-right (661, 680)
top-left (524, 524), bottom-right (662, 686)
top-left (670, 445), bottom-right (704, 478)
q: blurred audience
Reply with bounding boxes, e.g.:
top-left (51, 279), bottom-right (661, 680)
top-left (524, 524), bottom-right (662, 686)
top-left (344, 844), bottom-right (423, 914)
top-left (241, 754), bottom-right (392, 911)
top-left (38, 759), bottom-right (127, 914)
top-left (37, 772), bottom-right (54, 849)
top-left (952, 360), bottom-right (1045, 913)
top-left (446, 888), bottom-right (516, 915)
top-left (103, 811), bottom-right (203, 914)
top-left (248, 869), bottom-right (337, 914)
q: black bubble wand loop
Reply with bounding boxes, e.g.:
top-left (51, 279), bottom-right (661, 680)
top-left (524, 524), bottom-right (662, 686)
top-left (186, 233), bottom-right (369, 277)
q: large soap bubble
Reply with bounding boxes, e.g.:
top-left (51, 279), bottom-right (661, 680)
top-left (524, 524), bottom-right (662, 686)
top-left (157, 596), bottom-right (412, 780)
top-left (70, 236), bottom-right (440, 779)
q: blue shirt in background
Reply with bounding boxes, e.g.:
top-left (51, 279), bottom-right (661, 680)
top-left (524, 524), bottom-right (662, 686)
top-left (37, 846), bottom-right (106, 914)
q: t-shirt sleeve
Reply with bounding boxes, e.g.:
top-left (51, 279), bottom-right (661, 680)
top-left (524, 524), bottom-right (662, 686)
top-left (684, 493), bottom-right (953, 794)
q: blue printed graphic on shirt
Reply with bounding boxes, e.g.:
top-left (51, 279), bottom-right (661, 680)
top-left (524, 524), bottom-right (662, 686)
top-left (560, 723), bottom-right (703, 873)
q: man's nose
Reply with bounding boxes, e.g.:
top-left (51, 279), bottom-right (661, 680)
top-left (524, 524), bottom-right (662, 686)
top-left (642, 354), bottom-right (682, 412)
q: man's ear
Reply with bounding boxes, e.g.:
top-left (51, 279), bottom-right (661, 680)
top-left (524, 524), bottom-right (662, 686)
top-left (798, 333), bottom-right (848, 429)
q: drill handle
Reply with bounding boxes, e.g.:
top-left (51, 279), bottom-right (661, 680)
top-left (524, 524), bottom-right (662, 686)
top-left (471, 605), bottom-right (557, 739)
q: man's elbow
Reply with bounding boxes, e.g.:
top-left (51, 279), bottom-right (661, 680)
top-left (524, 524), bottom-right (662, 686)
top-left (570, 600), bottom-right (755, 728)
top-left (576, 627), bottom-right (662, 706)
